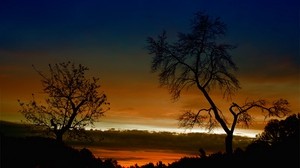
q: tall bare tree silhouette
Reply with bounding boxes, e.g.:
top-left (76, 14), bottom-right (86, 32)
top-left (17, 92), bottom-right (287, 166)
top-left (147, 12), bottom-right (290, 154)
top-left (19, 61), bottom-right (109, 142)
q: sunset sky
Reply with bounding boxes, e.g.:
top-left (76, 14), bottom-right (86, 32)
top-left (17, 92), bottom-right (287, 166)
top-left (0, 0), bottom-right (299, 137)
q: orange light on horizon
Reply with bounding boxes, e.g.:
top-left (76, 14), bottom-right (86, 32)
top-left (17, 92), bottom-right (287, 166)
top-left (88, 148), bottom-right (196, 168)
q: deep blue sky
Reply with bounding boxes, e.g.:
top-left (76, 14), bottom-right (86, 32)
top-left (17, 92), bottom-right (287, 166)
top-left (0, 0), bottom-right (299, 134)
top-left (1, 0), bottom-right (298, 55)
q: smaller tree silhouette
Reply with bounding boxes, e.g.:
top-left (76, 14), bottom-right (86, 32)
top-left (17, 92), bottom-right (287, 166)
top-left (246, 113), bottom-right (299, 167)
top-left (18, 61), bottom-right (109, 142)
top-left (257, 113), bottom-right (299, 145)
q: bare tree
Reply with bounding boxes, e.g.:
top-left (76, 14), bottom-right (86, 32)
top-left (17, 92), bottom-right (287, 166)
top-left (18, 61), bottom-right (109, 142)
top-left (147, 12), bottom-right (290, 154)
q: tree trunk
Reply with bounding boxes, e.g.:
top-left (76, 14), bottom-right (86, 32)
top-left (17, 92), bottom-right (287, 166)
top-left (225, 132), bottom-right (233, 155)
top-left (55, 131), bottom-right (64, 143)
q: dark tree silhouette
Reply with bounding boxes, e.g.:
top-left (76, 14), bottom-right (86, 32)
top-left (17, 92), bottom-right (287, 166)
top-left (18, 62), bottom-right (109, 142)
top-left (147, 12), bottom-right (290, 154)
top-left (257, 113), bottom-right (299, 145)
top-left (245, 113), bottom-right (299, 167)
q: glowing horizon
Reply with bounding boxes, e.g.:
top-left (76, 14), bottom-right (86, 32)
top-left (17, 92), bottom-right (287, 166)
top-left (86, 121), bottom-right (262, 138)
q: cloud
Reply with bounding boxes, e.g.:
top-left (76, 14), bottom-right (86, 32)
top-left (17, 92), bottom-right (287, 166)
top-left (234, 42), bottom-right (299, 83)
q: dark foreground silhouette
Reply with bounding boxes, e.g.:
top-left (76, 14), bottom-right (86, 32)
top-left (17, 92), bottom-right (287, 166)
top-left (1, 114), bottom-right (299, 168)
top-left (0, 135), bottom-right (121, 168)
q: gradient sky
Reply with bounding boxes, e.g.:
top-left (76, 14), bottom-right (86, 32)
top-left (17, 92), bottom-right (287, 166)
top-left (0, 0), bottom-right (299, 136)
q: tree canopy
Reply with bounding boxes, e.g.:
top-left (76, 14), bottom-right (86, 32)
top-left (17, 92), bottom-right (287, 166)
top-left (19, 61), bottom-right (109, 142)
top-left (147, 12), bottom-right (290, 154)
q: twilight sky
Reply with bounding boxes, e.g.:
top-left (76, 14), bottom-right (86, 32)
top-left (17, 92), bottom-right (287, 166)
top-left (0, 0), bottom-right (299, 136)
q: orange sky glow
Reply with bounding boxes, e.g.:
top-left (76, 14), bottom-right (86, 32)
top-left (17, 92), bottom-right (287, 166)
top-left (0, 52), bottom-right (299, 138)
top-left (0, 0), bottom-right (299, 140)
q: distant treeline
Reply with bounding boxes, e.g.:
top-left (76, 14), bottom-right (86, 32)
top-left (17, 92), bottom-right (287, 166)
top-left (0, 121), bottom-right (252, 154)
top-left (69, 129), bottom-right (252, 154)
